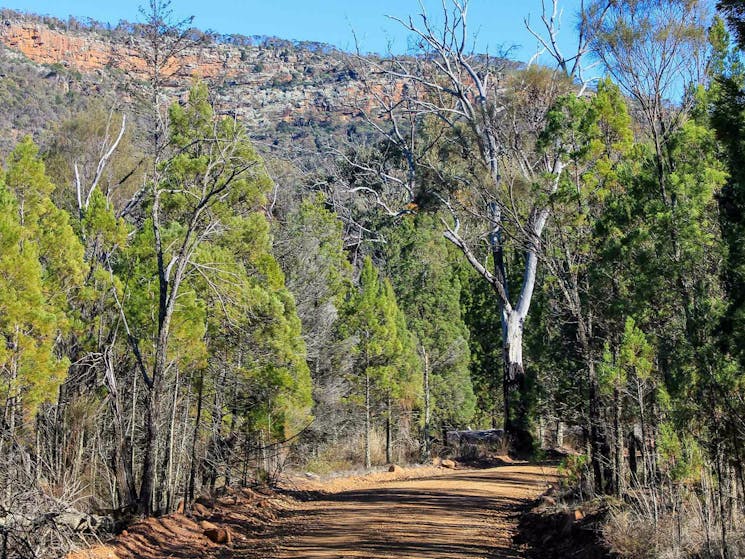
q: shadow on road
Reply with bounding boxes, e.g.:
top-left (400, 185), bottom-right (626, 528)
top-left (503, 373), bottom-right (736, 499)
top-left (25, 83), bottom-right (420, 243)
top-left (245, 466), bottom-right (555, 559)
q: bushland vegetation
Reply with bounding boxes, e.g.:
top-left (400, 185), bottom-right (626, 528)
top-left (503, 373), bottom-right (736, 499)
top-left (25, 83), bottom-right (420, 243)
top-left (3, 1), bottom-right (745, 558)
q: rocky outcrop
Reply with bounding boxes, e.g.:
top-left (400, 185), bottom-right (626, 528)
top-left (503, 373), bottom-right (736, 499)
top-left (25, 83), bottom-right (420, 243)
top-left (0, 15), bottom-right (369, 134)
top-left (0, 21), bottom-right (149, 75)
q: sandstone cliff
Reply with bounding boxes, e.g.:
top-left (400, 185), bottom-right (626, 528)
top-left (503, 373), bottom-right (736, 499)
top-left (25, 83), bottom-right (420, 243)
top-left (0, 11), bottom-right (370, 137)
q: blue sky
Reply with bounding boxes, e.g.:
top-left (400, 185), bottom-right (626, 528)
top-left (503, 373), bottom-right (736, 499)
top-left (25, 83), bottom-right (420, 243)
top-left (6, 1), bottom-right (584, 60)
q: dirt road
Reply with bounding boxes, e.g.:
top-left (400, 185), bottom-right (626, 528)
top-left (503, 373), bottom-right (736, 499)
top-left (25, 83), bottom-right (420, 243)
top-left (262, 465), bottom-right (556, 559)
top-left (68, 464), bottom-right (557, 559)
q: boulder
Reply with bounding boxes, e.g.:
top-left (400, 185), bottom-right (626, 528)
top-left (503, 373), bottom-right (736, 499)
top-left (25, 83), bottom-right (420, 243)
top-left (195, 495), bottom-right (214, 508)
top-left (204, 526), bottom-right (232, 545)
top-left (441, 459), bottom-right (456, 469)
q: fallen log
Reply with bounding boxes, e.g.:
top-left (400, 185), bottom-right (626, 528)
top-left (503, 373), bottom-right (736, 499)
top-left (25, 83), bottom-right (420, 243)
top-left (0, 510), bottom-right (113, 532)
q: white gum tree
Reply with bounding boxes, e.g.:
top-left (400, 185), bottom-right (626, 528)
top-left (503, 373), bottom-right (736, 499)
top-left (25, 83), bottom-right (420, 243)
top-left (346, 0), bottom-right (608, 448)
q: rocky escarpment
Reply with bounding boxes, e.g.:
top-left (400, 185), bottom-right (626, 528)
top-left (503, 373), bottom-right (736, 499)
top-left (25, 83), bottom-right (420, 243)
top-left (0, 11), bottom-right (371, 138)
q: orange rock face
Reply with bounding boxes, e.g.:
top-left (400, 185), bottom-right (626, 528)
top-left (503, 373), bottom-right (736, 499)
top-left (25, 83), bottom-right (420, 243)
top-left (0, 22), bottom-right (231, 80)
top-left (2, 23), bottom-right (136, 73)
top-left (0, 15), bottom-right (401, 133)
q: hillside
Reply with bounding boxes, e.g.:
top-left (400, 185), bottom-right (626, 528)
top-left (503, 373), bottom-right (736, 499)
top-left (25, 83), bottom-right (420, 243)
top-left (0, 9), bottom-right (370, 155)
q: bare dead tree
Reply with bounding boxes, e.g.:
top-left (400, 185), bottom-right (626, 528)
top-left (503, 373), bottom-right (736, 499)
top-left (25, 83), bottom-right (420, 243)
top-left (344, 0), bottom-right (605, 449)
top-left (73, 111), bottom-right (127, 221)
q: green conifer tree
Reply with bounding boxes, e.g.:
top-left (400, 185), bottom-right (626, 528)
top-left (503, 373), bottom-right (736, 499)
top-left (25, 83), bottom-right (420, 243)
top-left (343, 257), bottom-right (420, 467)
top-left (0, 138), bottom-right (85, 436)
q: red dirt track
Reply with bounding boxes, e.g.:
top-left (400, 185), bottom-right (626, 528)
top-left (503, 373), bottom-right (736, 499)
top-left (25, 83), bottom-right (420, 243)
top-left (69, 464), bottom-right (556, 559)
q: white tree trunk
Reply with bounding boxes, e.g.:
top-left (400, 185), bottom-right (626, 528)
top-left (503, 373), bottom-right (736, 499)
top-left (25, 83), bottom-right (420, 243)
top-left (504, 311), bottom-right (524, 380)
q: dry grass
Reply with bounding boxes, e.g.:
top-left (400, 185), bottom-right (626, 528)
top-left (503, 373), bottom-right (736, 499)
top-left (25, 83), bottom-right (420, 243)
top-left (302, 428), bottom-right (422, 474)
top-left (603, 488), bottom-right (745, 559)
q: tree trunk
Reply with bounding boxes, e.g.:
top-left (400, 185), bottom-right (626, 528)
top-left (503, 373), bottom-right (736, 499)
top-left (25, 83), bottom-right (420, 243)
top-left (423, 348), bottom-right (430, 458)
top-left (444, 200), bottom-right (550, 456)
top-left (364, 370), bottom-right (371, 469)
top-left (571, 308), bottom-right (611, 495)
top-left (386, 395), bottom-right (392, 464)
top-left (53, 385), bottom-right (63, 483)
top-left (488, 202), bottom-right (514, 443)
top-left (137, 184), bottom-right (189, 513)
top-left (503, 311), bottom-right (532, 453)
top-left (716, 447), bottom-right (731, 559)
top-left (206, 370), bottom-right (225, 490)
top-left (628, 429), bottom-right (638, 484)
top-left (614, 385), bottom-right (624, 498)
top-left (130, 368), bottom-right (137, 487)
top-left (638, 379), bottom-right (649, 486)
top-left (109, 392), bottom-right (137, 507)
top-left (165, 370), bottom-right (179, 512)
top-left (187, 370), bottom-right (204, 503)
top-left (139, 384), bottom-right (159, 514)
top-left (226, 401), bottom-right (237, 487)
top-left (588, 363), bottom-right (605, 494)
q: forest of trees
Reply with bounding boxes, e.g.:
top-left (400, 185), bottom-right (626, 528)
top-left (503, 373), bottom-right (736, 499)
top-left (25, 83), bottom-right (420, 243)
top-left (4, 0), bottom-right (745, 557)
